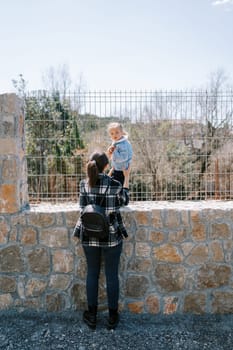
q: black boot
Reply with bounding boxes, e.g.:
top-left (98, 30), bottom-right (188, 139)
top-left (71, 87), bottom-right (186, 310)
top-left (83, 305), bottom-right (97, 330)
top-left (107, 308), bottom-right (119, 330)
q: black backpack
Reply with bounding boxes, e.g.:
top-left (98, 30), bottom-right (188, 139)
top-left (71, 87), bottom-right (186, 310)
top-left (81, 185), bottom-right (109, 239)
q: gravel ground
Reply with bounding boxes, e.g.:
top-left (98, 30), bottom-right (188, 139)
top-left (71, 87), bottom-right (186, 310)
top-left (0, 310), bottom-right (233, 350)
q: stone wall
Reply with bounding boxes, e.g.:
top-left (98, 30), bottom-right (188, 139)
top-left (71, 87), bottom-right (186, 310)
top-left (0, 93), bottom-right (28, 213)
top-left (0, 93), bottom-right (233, 314)
top-left (1, 202), bottom-right (233, 314)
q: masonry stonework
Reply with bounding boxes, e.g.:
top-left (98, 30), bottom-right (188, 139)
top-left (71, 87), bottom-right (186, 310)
top-left (0, 202), bottom-right (233, 314)
top-left (0, 93), bottom-right (28, 213)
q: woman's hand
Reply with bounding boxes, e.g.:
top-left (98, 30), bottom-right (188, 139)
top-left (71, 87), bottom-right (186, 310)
top-left (123, 167), bottom-right (130, 188)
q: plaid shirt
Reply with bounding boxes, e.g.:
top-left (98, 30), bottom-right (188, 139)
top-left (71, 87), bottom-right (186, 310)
top-left (74, 173), bottom-right (128, 247)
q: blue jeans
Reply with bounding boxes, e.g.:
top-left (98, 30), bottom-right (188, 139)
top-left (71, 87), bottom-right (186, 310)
top-left (82, 242), bottom-right (123, 310)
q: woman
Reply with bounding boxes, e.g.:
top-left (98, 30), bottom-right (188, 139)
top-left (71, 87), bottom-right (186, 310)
top-left (73, 151), bottom-right (129, 330)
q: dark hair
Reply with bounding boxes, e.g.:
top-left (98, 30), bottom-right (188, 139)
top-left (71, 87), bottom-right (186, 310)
top-left (87, 152), bottom-right (109, 187)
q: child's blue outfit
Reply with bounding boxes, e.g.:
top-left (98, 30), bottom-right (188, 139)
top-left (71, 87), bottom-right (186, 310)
top-left (111, 136), bottom-right (133, 186)
top-left (111, 136), bottom-right (133, 171)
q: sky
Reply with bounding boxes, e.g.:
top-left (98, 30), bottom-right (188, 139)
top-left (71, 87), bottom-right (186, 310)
top-left (0, 0), bottom-right (233, 93)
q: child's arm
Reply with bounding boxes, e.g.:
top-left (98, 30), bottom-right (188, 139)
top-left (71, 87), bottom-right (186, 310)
top-left (107, 145), bottom-right (115, 158)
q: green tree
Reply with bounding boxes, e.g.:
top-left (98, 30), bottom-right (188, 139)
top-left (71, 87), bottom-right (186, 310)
top-left (13, 74), bottom-right (85, 201)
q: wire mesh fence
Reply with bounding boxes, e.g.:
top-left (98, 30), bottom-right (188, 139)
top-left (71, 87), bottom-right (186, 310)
top-left (25, 90), bottom-right (233, 203)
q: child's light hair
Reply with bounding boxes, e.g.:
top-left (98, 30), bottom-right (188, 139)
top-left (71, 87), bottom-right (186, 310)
top-left (107, 122), bottom-right (128, 138)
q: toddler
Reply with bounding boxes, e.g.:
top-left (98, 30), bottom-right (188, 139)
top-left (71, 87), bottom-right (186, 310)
top-left (107, 122), bottom-right (133, 186)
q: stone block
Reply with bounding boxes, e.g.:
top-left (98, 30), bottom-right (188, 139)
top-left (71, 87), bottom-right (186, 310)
top-left (151, 210), bottom-right (163, 228)
top-left (122, 211), bottom-right (137, 232)
top-left (155, 264), bottom-right (186, 292)
top-left (164, 296), bottom-right (178, 314)
top-left (2, 157), bottom-right (18, 180)
top-left (203, 209), bottom-right (227, 221)
top-left (52, 250), bottom-right (74, 273)
top-left (123, 242), bottom-right (134, 257)
top-left (26, 278), bottom-right (47, 297)
top-left (0, 216), bottom-right (10, 243)
top-left (181, 242), bottom-right (195, 256)
top-left (150, 230), bottom-right (165, 243)
top-left (0, 139), bottom-right (17, 155)
top-left (75, 244), bottom-right (85, 257)
top-left (10, 212), bottom-right (26, 226)
top-left (164, 210), bottom-right (180, 228)
top-left (19, 226), bottom-right (37, 245)
top-left (127, 301), bottom-right (144, 313)
top-left (135, 227), bottom-right (148, 241)
top-left (168, 228), bottom-right (187, 243)
top-left (8, 227), bottom-right (17, 242)
top-left (75, 257), bottom-right (87, 279)
top-left (65, 210), bottom-right (79, 227)
top-left (186, 244), bottom-right (209, 265)
top-left (145, 295), bottom-right (160, 314)
top-left (153, 244), bottom-right (182, 263)
top-left (0, 116), bottom-right (15, 137)
top-left (135, 242), bottom-right (151, 257)
top-left (0, 245), bottom-right (24, 272)
top-left (71, 283), bottom-right (86, 309)
top-left (0, 93), bottom-right (22, 116)
top-left (55, 212), bottom-right (65, 226)
top-left (212, 292), bottom-right (233, 313)
top-left (49, 275), bottom-right (71, 290)
top-left (191, 222), bottom-right (206, 241)
top-left (184, 293), bottom-right (206, 314)
top-left (28, 212), bottom-right (55, 227)
top-left (190, 211), bottom-right (201, 222)
top-left (14, 298), bottom-right (40, 310)
top-left (223, 240), bottom-right (233, 262)
top-left (127, 257), bottom-right (152, 272)
top-left (210, 241), bottom-right (224, 262)
top-left (0, 184), bottom-right (19, 213)
top-left (210, 223), bottom-right (231, 239)
top-left (134, 211), bottom-right (150, 225)
top-left (181, 210), bottom-right (190, 226)
top-left (0, 294), bottom-right (13, 310)
top-left (46, 293), bottom-right (66, 312)
top-left (125, 275), bottom-right (149, 297)
top-left (40, 227), bottom-right (68, 247)
top-left (197, 264), bottom-right (231, 289)
top-left (27, 247), bottom-right (50, 275)
top-left (0, 276), bottom-right (16, 293)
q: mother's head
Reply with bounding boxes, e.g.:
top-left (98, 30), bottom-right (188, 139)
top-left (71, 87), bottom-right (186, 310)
top-left (87, 151), bottom-right (109, 187)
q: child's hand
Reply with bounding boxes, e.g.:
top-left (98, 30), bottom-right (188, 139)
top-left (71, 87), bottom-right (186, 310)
top-left (107, 145), bottom-right (115, 155)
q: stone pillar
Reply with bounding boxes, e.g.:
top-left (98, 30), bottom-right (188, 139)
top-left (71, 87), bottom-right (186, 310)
top-left (0, 93), bottom-right (29, 213)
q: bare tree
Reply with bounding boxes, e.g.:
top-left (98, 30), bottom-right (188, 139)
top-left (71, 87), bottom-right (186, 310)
top-left (182, 69), bottom-right (233, 198)
top-left (42, 63), bottom-right (72, 95)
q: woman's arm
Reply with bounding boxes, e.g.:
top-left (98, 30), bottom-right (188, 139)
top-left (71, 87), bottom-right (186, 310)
top-left (116, 167), bottom-right (130, 206)
top-left (123, 167), bottom-right (130, 188)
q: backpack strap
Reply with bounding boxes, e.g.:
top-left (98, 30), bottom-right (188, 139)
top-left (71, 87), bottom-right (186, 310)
top-left (99, 184), bottom-right (109, 206)
top-left (83, 183), bottom-right (109, 207)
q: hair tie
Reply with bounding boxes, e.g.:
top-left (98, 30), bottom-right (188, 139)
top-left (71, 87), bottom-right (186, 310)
top-left (90, 159), bottom-right (97, 167)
